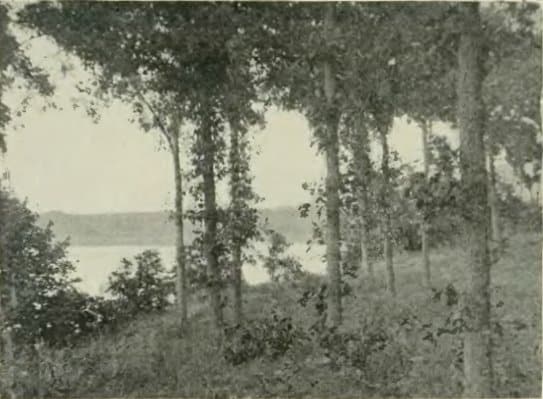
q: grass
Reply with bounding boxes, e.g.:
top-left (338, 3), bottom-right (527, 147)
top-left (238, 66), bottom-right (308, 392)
top-left (16, 232), bottom-right (542, 398)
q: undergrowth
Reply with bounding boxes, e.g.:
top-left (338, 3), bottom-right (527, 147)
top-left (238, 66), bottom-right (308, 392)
top-left (11, 233), bottom-right (541, 398)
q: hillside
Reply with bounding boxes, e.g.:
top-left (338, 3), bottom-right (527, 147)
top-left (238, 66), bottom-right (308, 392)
top-left (18, 233), bottom-right (541, 397)
top-left (39, 207), bottom-right (313, 246)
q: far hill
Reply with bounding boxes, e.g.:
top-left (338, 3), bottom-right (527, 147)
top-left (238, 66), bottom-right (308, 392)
top-left (39, 207), bottom-right (313, 246)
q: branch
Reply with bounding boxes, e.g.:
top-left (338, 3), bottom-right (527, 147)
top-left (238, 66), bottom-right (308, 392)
top-left (135, 90), bottom-right (173, 150)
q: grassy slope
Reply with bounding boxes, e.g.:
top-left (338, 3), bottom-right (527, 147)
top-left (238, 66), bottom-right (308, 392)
top-left (27, 233), bottom-right (541, 398)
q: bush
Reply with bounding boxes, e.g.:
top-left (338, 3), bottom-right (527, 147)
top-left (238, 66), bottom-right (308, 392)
top-left (260, 230), bottom-right (303, 283)
top-left (0, 190), bottom-right (94, 348)
top-left (106, 250), bottom-right (173, 318)
top-left (223, 312), bottom-right (306, 366)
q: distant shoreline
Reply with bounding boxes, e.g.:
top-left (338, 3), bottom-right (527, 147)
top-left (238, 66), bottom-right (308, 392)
top-left (39, 207), bottom-right (313, 247)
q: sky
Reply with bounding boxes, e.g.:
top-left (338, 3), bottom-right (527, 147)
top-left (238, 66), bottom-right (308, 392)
top-left (0, 19), bottom-right (463, 214)
top-left (3, 98), bottom-right (456, 214)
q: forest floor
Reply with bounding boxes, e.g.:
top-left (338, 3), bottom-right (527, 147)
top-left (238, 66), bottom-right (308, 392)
top-left (21, 232), bottom-right (541, 398)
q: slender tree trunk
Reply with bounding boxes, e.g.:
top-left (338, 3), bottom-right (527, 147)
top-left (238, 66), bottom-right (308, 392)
top-left (487, 151), bottom-right (501, 243)
top-left (420, 120), bottom-right (432, 287)
top-left (352, 116), bottom-right (374, 282)
top-left (380, 127), bottom-right (396, 296)
top-left (232, 244), bottom-right (242, 325)
top-left (0, 190), bottom-right (16, 399)
top-left (540, 56), bottom-right (543, 232)
top-left (457, 3), bottom-right (493, 397)
top-left (9, 275), bottom-right (17, 309)
top-left (2, 287), bottom-right (16, 399)
top-left (229, 126), bottom-right (243, 326)
top-left (323, 3), bottom-right (342, 327)
top-left (6, 271), bottom-right (17, 399)
top-left (171, 131), bottom-right (188, 327)
top-left (201, 125), bottom-right (224, 331)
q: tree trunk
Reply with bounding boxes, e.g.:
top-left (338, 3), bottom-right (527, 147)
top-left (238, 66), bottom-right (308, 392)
top-left (171, 130), bottom-right (188, 327)
top-left (380, 127), bottom-right (396, 296)
top-left (457, 3), bottom-right (493, 397)
top-left (229, 125), bottom-right (243, 326)
top-left (0, 191), bottom-right (16, 399)
top-left (2, 288), bottom-right (16, 399)
top-left (420, 120), bottom-right (432, 287)
top-left (540, 56), bottom-right (543, 233)
top-left (202, 125), bottom-right (224, 331)
top-left (352, 116), bottom-right (374, 282)
top-left (232, 244), bottom-right (242, 325)
top-left (487, 151), bottom-right (501, 243)
top-left (323, 3), bottom-right (342, 327)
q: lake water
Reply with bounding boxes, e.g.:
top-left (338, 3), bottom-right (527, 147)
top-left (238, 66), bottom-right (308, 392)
top-left (67, 243), bottom-right (326, 296)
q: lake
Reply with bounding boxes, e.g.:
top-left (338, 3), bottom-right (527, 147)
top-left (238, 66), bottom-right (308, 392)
top-left (67, 243), bottom-right (326, 296)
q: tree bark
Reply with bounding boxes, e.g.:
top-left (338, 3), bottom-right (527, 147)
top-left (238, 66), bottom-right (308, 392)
top-left (232, 245), bottom-right (242, 325)
top-left (352, 116), bottom-right (374, 282)
top-left (487, 151), bottom-right (501, 243)
top-left (420, 120), bottom-right (432, 287)
top-left (323, 3), bottom-right (342, 327)
top-left (540, 52), bottom-right (543, 233)
top-left (3, 286), bottom-right (16, 399)
top-left (380, 127), bottom-right (396, 296)
top-left (170, 129), bottom-right (188, 327)
top-left (229, 125), bottom-right (243, 326)
top-left (0, 190), bottom-right (16, 399)
top-left (457, 3), bottom-right (493, 397)
top-left (201, 125), bottom-right (224, 331)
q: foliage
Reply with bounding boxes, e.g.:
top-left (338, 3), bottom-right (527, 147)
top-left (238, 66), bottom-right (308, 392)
top-left (259, 229), bottom-right (303, 283)
top-left (20, 3), bottom-right (266, 329)
top-left (0, 189), bottom-right (86, 347)
top-left (11, 2), bottom-right (543, 397)
top-left (7, 233), bottom-right (540, 398)
top-left (401, 134), bottom-right (463, 248)
top-left (106, 250), bottom-right (172, 317)
top-left (223, 311), bottom-right (306, 366)
top-left (0, 3), bottom-right (53, 152)
top-left (483, 3), bottom-right (542, 191)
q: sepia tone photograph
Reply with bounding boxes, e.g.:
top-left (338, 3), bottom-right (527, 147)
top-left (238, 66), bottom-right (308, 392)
top-left (0, 1), bottom-right (541, 398)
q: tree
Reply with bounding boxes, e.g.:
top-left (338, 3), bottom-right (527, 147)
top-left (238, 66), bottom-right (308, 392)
top-left (226, 120), bottom-right (260, 325)
top-left (132, 88), bottom-right (190, 328)
top-left (0, 192), bottom-right (79, 342)
top-left (228, 123), bottom-right (244, 325)
top-left (0, 6), bottom-right (53, 398)
top-left (251, 3), bottom-right (345, 326)
top-left (394, 4), bottom-right (457, 288)
top-left (20, 2), bottom-right (264, 332)
top-left (0, 189), bottom-right (85, 397)
top-left (377, 115), bottom-right (396, 296)
top-left (338, 3), bottom-right (451, 294)
top-left (349, 116), bottom-right (374, 282)
top-left (0, 4), bottom-right (52, 152)
top-left (420, 120), bottom-right (432, 285)
top-left (0, 188), bottom-right (16, 399)
top-left (101, 80), bottom-right (191, 328)
top-left (322, 3), bottom-right (342, 326)
top-left (456, 3), bottom-right (493, 396)
top-left (170, 117), bottom-right (188, 326)
top-left (483, 3), bottom-right (542, 239)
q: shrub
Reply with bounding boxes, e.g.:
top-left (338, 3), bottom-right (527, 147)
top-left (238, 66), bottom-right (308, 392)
top-left (223, 312), bottom-right (306, 366)
top-left (106, 250), bottom-right (172, 318)
top-left (0, 190), bottom-right (95, 348)
top-left (260, 230), bottom-right (303, 283)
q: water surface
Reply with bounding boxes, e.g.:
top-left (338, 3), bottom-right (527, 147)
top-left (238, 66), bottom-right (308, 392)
top-left (67, 243), bottom-right (326, 296)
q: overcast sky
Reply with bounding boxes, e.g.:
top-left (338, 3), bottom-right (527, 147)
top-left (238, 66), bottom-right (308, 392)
top-left (4, 100), bottom-right (459, 214)
top-left (1, 21), bottom-right (460, 215)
